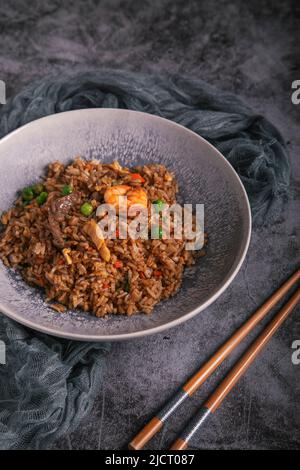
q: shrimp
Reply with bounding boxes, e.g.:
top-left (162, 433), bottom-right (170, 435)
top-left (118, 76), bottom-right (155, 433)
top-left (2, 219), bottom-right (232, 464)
top-left (104, 185), bottom-right (148, 212)
top-left (127, 187), bottom-right (148, 209)
top-left (104, 185), bottom-right (131, 208)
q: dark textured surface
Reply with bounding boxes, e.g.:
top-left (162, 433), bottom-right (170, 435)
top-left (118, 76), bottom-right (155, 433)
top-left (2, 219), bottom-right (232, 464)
top-left (0, 0), bottom-right (299, 450)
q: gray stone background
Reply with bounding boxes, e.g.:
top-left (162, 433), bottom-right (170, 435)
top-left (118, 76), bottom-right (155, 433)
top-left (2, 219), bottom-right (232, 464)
top-left (1, 0), bottom-right (299, 450)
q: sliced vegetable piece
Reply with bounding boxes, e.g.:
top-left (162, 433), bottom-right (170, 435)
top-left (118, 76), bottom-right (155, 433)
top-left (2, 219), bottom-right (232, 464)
top-left (114, 260), bottom-right (123, 268)
top-left (36, 191), bottom-right (48, 206)
top-left (22, 186), bottom-right (34, 201)
top-left (80, 202), bottom-right (93, 216)
top-left (100, 244), bottom-right (111, 262)
top-left (33, 183), bottom-right (44, 195)
top-left (154, 270), bottom-right (162, 277)
top-left (61, 184), bottom-right (73, 196)
top-left (83, 219), bottom-right (111, 262)
top-left (131, 173), bottom-right (145, 183)
top-left (62, 248), bottom-right (72, 265)
top-left (83, 219), bottom-right (104, 250)
top-left (124, 275), bottom-right (130, 293)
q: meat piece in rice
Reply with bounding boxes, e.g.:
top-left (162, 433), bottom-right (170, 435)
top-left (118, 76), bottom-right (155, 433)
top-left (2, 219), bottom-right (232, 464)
top-left (0, 158), bottom-right (206, 317)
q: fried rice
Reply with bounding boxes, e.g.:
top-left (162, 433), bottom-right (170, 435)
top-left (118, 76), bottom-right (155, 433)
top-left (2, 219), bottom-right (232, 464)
top-left (0, 158), bottom-right (207, 317)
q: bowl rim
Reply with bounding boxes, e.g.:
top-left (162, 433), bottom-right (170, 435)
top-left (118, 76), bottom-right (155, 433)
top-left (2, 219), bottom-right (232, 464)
top-left (0, 108), bottom-right (252, 341)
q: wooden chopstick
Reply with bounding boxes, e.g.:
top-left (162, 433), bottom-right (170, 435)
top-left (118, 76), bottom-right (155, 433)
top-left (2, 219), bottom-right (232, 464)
top-left (129, 268), bottom-right (300, 450)
top-left (170, 286), bottom-right (300, 450)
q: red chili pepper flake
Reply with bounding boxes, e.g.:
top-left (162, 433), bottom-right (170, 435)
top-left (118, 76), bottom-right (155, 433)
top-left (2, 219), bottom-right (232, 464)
top-left (115, 229), bottom-right (120, 238)
top-left (154, 270), bottom-right (162, 277)
top-left (102, 282), bottom-right (110, 289)
top-left (139, 271), bottom-right (146, 279)
top-left (114, 260), bottom-right (123, 269)
top-left (131, 173), bottom-right (145, 183)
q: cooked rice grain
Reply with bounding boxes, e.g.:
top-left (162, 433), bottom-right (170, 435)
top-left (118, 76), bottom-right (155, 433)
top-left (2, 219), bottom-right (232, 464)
top-left (0, 158), bottom-right (206, 317)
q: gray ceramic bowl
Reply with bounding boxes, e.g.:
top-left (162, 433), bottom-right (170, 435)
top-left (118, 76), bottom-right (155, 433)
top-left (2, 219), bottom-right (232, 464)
top-left (0, 109), bottom-right (251, 341)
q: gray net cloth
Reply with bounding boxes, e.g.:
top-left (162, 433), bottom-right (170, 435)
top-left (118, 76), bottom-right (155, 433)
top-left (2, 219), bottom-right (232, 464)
top-left (0, 70), bottom-right (290, 449)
